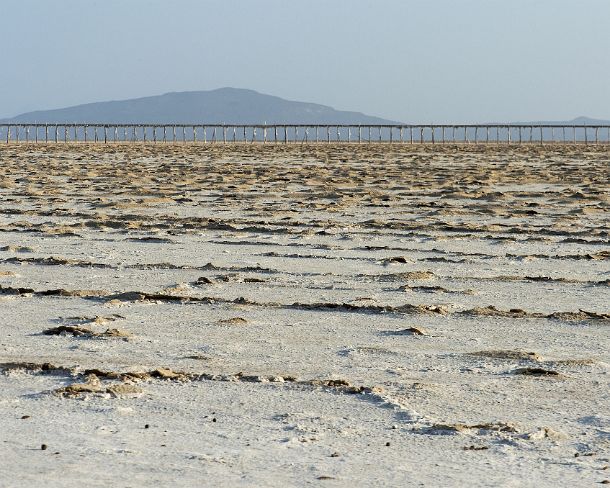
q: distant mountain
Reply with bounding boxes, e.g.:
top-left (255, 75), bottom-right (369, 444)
top-left (513, 116), bottom-right (610, 126)
top-left (0, 88), bottom-right (400, 125)
top-left (1, 90), bottom-right (607, 142)
top-left (2, 89), bottom-right (607, 126)
top-left (561, 116), bottom-right (610, 125)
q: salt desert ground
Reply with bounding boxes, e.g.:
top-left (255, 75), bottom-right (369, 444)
top-left (0, 143), bottom-right (608, 486)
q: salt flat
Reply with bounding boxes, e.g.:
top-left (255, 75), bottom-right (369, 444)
top-left (0, 143), bottom-right (608, 487)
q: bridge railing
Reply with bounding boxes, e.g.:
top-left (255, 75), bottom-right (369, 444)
top-left (1, 124), bottom-right (609, 144)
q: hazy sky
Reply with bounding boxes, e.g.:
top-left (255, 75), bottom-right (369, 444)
top-left (1, 0), bottom-right (609, 122)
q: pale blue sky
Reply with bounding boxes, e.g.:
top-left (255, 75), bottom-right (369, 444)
top-left (1, 0), bottom-right (608, 122)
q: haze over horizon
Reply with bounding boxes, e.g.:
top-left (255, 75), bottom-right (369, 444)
top-left (1, 0), bottom-right (609, 123)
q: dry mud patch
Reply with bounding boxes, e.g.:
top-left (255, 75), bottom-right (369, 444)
top-left (0, 144), bottom-right (609, 486)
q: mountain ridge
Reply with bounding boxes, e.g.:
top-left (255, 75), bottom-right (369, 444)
top-left (0, 88), bottom-right (401, 125)
top-left (3, 88), bottom-right (607, 126)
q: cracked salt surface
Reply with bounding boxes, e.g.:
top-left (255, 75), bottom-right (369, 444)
top-left (0, 143), bottom-right (609, 486)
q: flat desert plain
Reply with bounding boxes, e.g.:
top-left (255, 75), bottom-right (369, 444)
top-left (0, 143), bottom-right (608, 487)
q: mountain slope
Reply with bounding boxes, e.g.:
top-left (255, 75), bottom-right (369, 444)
top-left (1, 88), bottom-right (401, 125)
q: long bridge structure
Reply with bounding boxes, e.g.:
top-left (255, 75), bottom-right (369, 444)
top-left (1, 123), bottom-right (610, 144)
